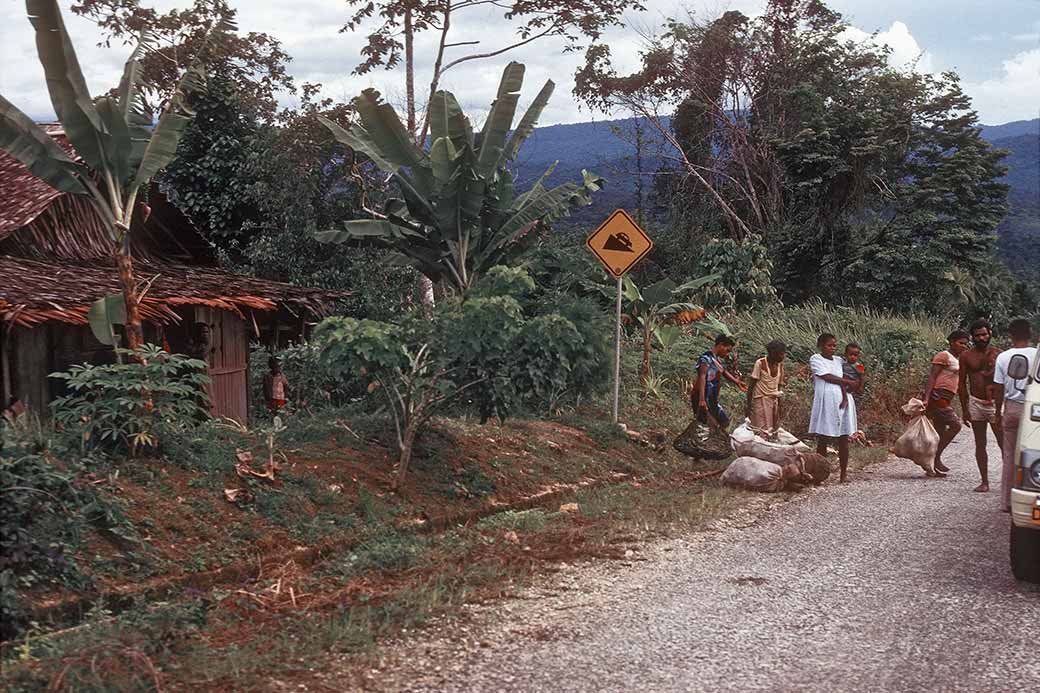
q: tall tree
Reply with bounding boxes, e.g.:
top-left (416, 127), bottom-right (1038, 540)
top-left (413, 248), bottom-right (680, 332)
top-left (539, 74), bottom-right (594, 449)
top-left (72, 0), bottom-right (293, 120)
top-left (0, 0), bottom-right (229, 349)
top-left (342, 0), bottom-right (645, 141)
top-left (575, 0), bottom-right (1009, 307)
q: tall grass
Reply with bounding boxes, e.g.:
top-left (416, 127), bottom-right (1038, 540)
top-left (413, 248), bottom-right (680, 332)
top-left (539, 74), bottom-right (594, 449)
top-left (629, 299), bottom-right (951, 443)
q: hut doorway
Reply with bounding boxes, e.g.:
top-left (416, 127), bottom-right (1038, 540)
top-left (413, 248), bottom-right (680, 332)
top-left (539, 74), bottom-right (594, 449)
top-left (195, 307), bottom-right (248, 423)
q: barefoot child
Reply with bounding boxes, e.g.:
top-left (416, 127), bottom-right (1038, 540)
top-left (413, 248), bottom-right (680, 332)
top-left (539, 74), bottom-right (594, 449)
top-left (263, 356), bottom-right (290, 413)
top-left (922, 330), bottom-right (970, 477)
top-left (746, 340), bottom-right (786, 433)
top-left (695, 334), bottom-right (746, 435)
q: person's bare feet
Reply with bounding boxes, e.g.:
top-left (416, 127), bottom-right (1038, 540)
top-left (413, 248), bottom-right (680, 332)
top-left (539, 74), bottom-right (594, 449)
top-left (973, 482), bottom-right (990, 492)
top-left (839, 473), bottom-right (849, 484)
top-left (935, 461), bottom-right (950, 473)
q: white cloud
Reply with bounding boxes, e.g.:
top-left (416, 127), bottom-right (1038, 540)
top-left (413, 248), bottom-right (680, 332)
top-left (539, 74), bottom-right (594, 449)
top-left (0, 2), bottom-right (1033, 128)
top-left (971, 33), bottom-right (994, 42)
top-left (841, 21), bottom-right (936, 73)
top-left (963, 48), bottom-right (1040, 124)
top-left (1011, 32), bottom-right (1040, 42)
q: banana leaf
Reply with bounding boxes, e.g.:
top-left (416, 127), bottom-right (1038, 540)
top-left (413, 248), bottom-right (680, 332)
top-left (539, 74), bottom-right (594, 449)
top-left (26, 0), bottom-right (109, 173)
top-left (511, 161), bottom-right (557, 210)
top-left (622, 275), bottom-right (642, 303)
top-left (314, 219), bottom-right (426, 245)
top-left (320, 116), bottom-right (436, 222)
top-left (95, 96), bottom-right (132, 184)
top-left (118, 40), bottom-right (154, 174)
top-left (428, 90), bottom-right (472, 154)
top-left (504, 79), bottom-right (554, 162)
top-left (354, 89), bottom-right (427, 170)
top-left (642, 279), bottom-right (678, 306)
top-left (655, 324), bottom-right (684, 350)
top-left (132, 64), bottom-right (204, 188)
top-left (353, 89), bottom-right (433, 195)
top-left (430, 136), bottom-right (459, 186)
top-left (0, 95), bottom-right (86, 193)
top-left (476, 62), bottom-right (524, 177)
top-left (87, 293), bottom-right (125, 346)
top-left (495, 170), bottom-right (604, 246)
top-left (673, 274), bottom-right (721, 294)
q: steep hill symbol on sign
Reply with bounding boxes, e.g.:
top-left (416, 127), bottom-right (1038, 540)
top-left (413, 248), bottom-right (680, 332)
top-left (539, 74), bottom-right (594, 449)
top-left (602, 232), bottom-right (634, 252)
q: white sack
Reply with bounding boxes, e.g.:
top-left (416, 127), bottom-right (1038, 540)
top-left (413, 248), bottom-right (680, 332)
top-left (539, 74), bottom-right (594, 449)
top-left (892, 398), bottom-right (938, 473)
top-left (733, 438), bottom-right (803, 465)
top-left (721, 457), bottom-right (786, 493)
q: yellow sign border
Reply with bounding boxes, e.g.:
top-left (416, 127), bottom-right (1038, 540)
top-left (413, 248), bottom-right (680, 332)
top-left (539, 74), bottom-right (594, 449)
top-left (585, 208), bottom-right (654, 278)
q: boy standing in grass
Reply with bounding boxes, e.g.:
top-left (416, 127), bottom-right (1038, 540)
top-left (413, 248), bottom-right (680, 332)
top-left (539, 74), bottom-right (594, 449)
top-left (746, 340), bottom-right (786, 433)
top-left (922, 330), bottom-right (970, 477)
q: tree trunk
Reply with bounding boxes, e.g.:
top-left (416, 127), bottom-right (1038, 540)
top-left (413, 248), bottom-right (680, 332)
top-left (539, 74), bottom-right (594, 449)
top-left (115, 236), bottom-right (144, 352)
top-left (641, 322), bottom-right (652, 383)
top-left (392, 421), bottom-right (418, 490)
top-left (404, 7), bottom-right (416, 135)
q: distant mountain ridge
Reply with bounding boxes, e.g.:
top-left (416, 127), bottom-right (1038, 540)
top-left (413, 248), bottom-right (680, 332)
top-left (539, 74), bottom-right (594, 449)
top-left (516, 117), bottom-right (1039, 279)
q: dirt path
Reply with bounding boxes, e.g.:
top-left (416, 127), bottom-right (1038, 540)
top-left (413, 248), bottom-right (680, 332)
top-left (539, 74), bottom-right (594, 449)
top-left (328, 431), bottom-right (1040, 692)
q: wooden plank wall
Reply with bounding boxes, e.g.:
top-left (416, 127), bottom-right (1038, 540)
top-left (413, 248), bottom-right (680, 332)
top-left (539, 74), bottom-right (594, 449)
top-left (196, 307), bottom-right (249, 423)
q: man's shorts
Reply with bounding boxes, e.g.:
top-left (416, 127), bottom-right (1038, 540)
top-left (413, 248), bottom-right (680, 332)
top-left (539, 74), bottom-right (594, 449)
top-left (967, 395), bottom-right (998, 423)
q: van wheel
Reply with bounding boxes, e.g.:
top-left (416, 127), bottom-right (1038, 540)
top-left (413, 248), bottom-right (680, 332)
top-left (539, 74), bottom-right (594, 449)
top-left (1010, 524), bottom-right (1040, 583)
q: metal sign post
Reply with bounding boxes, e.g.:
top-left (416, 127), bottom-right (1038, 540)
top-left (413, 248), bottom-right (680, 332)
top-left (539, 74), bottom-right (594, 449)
top-left (585, 209), bottom-right (654, 426)
top-left (612, 276), bottom-right (622, 424)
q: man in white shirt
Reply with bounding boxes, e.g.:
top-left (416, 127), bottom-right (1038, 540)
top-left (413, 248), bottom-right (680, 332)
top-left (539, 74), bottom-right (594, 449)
top-left (993, 318), bottom-right (1038, 512)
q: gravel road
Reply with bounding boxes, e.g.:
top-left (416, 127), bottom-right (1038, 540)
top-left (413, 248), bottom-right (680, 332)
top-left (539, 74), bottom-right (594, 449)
top-left (355, 432), bottom-right (1040, 692)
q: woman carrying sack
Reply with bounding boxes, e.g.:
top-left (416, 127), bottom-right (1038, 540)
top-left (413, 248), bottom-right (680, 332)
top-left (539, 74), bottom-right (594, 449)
top-left (921, 330), bottom-right (970, 477)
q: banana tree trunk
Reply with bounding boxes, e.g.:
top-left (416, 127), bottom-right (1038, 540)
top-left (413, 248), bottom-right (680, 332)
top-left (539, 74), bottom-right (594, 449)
top-left (641, 320), bottom-right (653, 383)
top-left (115, 235), bottom-right (144, 351)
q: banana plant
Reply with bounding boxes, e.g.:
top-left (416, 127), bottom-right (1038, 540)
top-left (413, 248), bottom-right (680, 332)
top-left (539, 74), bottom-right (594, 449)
top-left (315, 62), bottom-right (604, 295)
top-left (621, 274), bottom-right (730, 382)
top-left (0, 0), bottom-right (230, 351)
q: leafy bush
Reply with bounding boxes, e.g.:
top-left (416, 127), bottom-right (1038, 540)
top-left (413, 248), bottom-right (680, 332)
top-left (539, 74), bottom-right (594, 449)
top-left (249, 341), bottom-right (363, 416)
top-left (0, 455), bottom-right (130, 639)
top-left (50, 345), bottom-right (210, 456)
top-left (692, 235), bottom-right (777, 309)
top-left (315, 266), bottom-right (611, 487)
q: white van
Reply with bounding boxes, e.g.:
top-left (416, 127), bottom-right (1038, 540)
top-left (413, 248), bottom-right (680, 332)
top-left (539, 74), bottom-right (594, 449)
top-left (1008, 344), bottom-right (1040, 583)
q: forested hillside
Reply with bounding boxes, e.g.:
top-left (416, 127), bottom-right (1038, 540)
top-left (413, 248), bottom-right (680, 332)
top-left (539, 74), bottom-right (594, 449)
top-left (518, 118), bottom-right (1039, 280)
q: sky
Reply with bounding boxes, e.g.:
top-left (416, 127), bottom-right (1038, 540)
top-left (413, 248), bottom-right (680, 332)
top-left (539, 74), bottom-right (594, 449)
top-left (1, 0), bottom-right (1038, 127)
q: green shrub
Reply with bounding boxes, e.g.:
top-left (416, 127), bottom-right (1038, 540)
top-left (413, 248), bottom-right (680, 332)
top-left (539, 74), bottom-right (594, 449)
top-left (50, 345), bottom-right (210, 456)
top-left (249, 341), bottom-right (363, 416)
top-left (0, 455), bottom-right (131, 639)
top-left (315, 266), bottom-right (611, 488)
top-left (693, 235), bottom-right (777, 309)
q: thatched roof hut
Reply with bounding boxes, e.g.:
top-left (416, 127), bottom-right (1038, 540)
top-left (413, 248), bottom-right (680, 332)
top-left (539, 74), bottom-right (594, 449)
top-left (0, 126), bottom-right (344, 421)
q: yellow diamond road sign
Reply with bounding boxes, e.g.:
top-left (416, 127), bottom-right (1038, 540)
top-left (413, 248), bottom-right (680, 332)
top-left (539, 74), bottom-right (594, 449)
top-left (585, 209), bottom-right (653, 278)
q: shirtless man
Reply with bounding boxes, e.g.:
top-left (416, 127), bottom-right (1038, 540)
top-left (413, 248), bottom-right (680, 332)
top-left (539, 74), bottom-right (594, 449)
top-left (958, 318), bottom-right (1003, 492)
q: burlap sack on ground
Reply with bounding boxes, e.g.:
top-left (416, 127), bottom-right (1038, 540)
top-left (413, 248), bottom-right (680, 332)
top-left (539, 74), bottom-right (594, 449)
top-left (733, 438), bottom-right (803, 465)
top-left (892, 398), bottom-right (938, 473)
top-left (721, 457), bottom-right (786, 493)
top-left (673, 418), bottom-right (730, 460)
top-left (776, 428), bottom-right (812, 451)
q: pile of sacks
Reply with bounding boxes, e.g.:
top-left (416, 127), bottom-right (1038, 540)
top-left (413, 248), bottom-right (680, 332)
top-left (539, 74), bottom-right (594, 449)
top-left (721, 421), bottom-right (831, 493)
